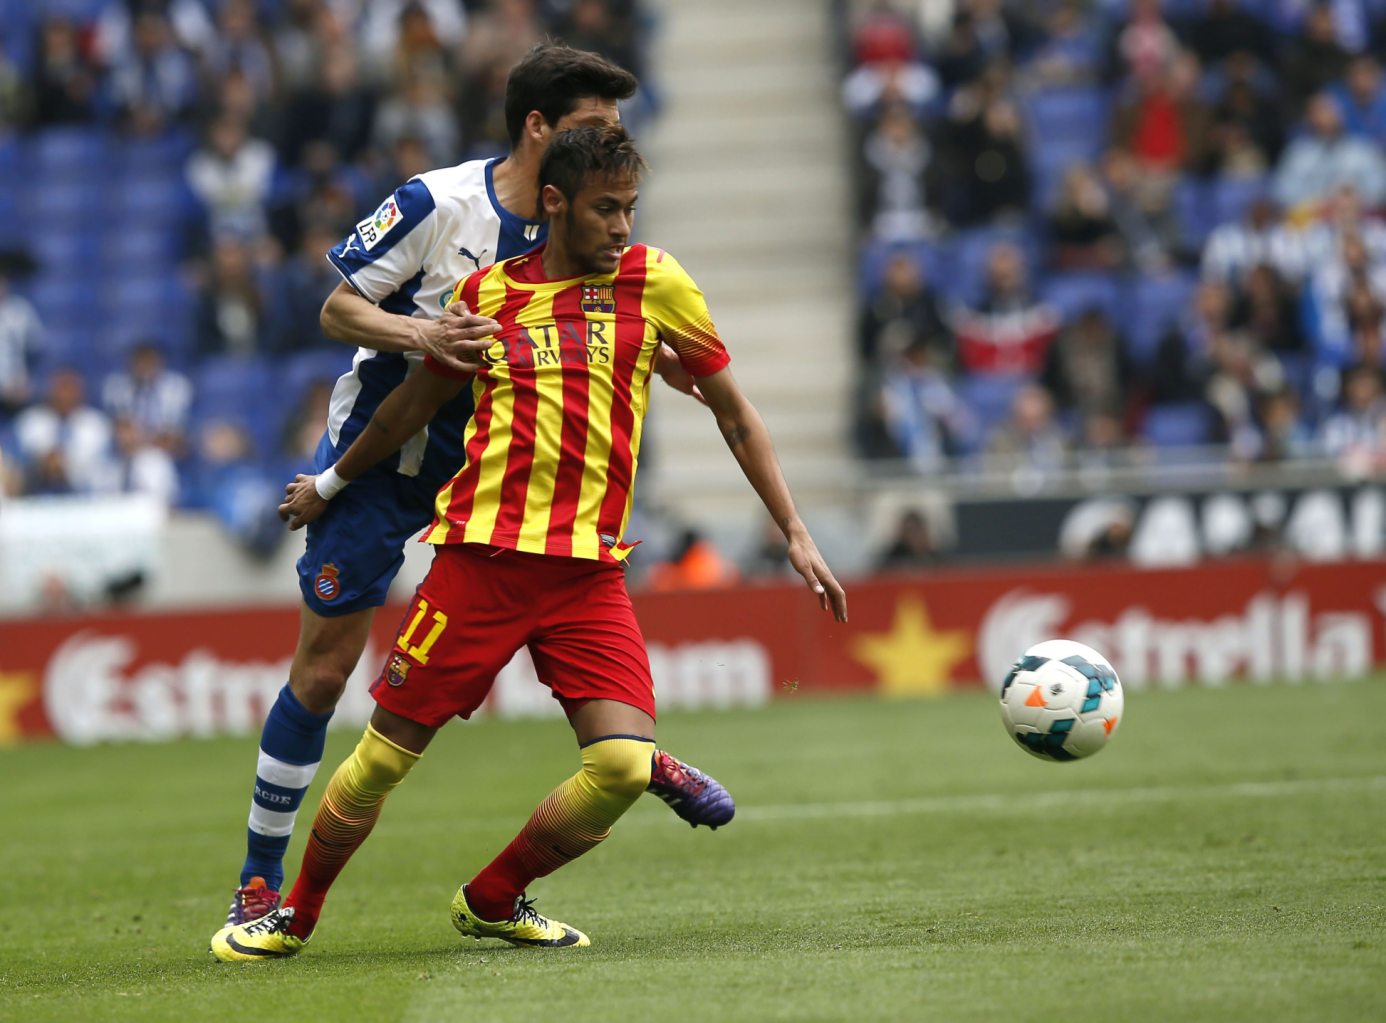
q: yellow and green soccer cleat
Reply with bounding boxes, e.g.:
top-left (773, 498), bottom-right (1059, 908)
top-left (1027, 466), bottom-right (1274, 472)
top-left (210, 906), bottom-right (310, 962)
top-left (450, 886), bottom-right (590, 948)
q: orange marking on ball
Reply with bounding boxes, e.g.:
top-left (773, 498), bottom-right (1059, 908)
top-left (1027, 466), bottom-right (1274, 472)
top-left (1025, 686), bottom-right (1046, 707)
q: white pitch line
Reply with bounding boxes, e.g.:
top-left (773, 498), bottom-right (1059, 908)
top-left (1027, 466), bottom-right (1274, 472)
top-left (726, 774), bottom-right (1386, 824)
top-left (395, 775), bottom-right (1386, 836)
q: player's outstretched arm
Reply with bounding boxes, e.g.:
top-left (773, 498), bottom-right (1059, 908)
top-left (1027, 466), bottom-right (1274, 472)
top-left (697, 368), bottom-right (848, 622)
top-left (320, 282), bottom-right (499, 374)
top-left (279, 365), bottom-right (468, 529)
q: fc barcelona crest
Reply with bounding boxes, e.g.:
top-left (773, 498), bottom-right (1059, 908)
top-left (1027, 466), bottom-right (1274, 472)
top-left (314, 563), bottom-right (342, 602)
top-left (580, 283), bottom-right (615, 313)
top-left (385, 653), bottom-right (411, 687)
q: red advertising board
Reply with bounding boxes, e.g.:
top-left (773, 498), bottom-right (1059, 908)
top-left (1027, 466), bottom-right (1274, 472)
top-left (1, 556), bottom-right (1383, 745)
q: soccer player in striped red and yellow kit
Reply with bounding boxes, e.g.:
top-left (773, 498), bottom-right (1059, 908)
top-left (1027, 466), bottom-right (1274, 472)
top-left (211, 123), bottom-right (848, 960)
top-left (426, 227), bottom-right (731, 562)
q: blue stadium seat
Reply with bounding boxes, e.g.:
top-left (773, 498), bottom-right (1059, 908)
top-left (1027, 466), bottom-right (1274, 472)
top-left (0, 3), bottom-right (35, 73)
top-left (1142, 403), bottom-right (1213, 447)
top-left (857, 239), bottom-right (949, 296)
top-left (283, 350), bottom-right (347, 404)
top-left (1208, 176), bottom-right (1268, 230)
top-left (43, 0), bottom-right (111, 20)
top-left (1022, 87), bottom-right (1111, 160)
top-left (1029, 144), bottom-right (1090, 211)
top-left (120, 131), bottom-right (196, 177)
top-left (35, 325), bottom-right (88, 370)
top-left (110, 177), bottom-right (186, 221)
top-left (31, 126), bottom-right (110, 183)
top-left (195, 355), bottom-right (281, 455)
top-left (28, 277), bottom-right (87, 319)
top-left (1040, 271), bottom-right (1124, 323)
top-left (1172, 176), bottom-right (1215, 250)
top-left (27, 228), bottom-right (96, 278)
top-left (0, 136), bottom-right (24, 188)
top-left (958, 372), bottom-right (1027, 440)
top-left (33, 180), bottom-right (107, 228)
top-left (100, 275), bottom-right (176, 330)
top-left (946, 226), bottom-right (1040, 306)
top-left (100, 227), bottom-right (181, 270)
top-left (1124, 271), bottom-right (1196, 366)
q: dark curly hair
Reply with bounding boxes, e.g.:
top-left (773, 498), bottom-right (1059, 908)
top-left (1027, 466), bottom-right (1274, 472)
top-left (539, 122), bottom-right (647, 201)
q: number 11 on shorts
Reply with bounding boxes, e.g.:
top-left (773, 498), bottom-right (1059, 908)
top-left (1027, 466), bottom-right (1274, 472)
top-left (398, 598), bottom-right (448, 665)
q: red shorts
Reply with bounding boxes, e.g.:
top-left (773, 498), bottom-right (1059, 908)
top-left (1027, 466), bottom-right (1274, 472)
top-left (370, 544), bottom-right (656, 727)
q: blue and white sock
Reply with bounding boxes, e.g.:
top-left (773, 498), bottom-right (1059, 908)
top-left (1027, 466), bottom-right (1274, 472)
top-left (241, 684), bottom-right (334, 891)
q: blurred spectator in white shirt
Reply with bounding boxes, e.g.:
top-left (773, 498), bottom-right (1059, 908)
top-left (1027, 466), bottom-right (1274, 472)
top-left (879, 341), bottom-right (974, 473)
top-left (186, 113), bottom-right (277, 241)
top-left (91, 416), bottom-right (180, 506)
top-left (1321, 363), bottom-right (1386, 476)
top-left (106, 9), bottom-right (200, 134)
top-left (1273, 93), bottom-right (1386, 212)
top-left (202, 0), bottom-right (277, 107)
top-left (1303, 230), bottom-right (1386, 367)
top-left (1201, 196), bottom-right (1312, 287)
top-left (0, 268), bottom-right (41, 419)
top-left (13, 369), bottom-right (114, 495)
top-left (101, 342), bottom-right (194, 456)
top-left (859, 102), bottom-right (936, 241)
top-left (985, 382), bottom-right (1069, 475)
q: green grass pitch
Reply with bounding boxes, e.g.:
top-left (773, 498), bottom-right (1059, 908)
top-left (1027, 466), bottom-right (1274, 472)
top-left (1, 681), bottom-right (1383, 1022)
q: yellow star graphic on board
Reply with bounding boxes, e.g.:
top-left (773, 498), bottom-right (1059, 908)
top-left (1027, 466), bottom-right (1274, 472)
top-left (0, 671), bottom-right (39, 746)
top-left (850, 596), bottom-right (972, 697)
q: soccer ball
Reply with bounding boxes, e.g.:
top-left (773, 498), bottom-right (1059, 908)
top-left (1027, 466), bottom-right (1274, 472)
top-left (999, 639), bottom-right (1123, 762)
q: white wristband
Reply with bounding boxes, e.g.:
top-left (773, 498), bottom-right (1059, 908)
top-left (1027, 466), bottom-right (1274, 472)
top-left (315, 465), bottom-right (349, 500)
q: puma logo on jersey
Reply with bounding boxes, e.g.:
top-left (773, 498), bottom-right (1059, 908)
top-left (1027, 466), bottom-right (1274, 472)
top-left (457, 246), bottom-right (489, 271)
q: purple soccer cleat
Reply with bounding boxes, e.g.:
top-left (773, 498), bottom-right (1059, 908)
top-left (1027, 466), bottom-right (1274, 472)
top-left (225, 876), bottom-right (282, 927)
top-left (646, 750), bottom-right (735, 829)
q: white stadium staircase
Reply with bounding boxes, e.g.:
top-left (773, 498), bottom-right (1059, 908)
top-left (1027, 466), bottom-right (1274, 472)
top-left (637, 0), bottom-right (858, 541)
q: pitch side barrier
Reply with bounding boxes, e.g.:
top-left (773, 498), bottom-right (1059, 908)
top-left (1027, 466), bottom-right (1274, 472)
top-left (1, 554), bottom-right (1382, 745)
top-left (858, 454), bottom-right (1380, 565)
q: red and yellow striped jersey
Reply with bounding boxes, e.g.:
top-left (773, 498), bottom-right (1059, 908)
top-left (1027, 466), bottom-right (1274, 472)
top-left (422, 243), bottom-right (730, 561)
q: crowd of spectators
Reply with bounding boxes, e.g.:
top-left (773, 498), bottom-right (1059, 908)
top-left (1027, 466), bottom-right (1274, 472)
top-left (0, 0), bottom-right (654, 554)
top-left (842, 0), bottom-right (1386, 480)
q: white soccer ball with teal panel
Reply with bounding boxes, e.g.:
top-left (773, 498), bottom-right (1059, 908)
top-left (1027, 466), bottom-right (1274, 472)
top-left (999, 639), bottom-right (1123, 761)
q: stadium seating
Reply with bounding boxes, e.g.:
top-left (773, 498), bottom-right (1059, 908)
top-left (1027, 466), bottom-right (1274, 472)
top-left (1040, 271), bottom-right (1124, 324)
top-left (194, 355), bottom-right (279, 455)
top-left (958, 372), bottom-right (1027, 442)
top-left (1142, 403), bottom-right (1214, 448)
top-left (1122, 271), bottom-right (1197, 367)
top-left (1022, 87), bottom-right (1109, 162)
top-left (31, 126), bottom-right (110, 184)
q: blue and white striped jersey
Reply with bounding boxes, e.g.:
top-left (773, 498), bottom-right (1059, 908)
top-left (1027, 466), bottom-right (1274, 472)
top-left (322, 158), bottom-right (546, 481)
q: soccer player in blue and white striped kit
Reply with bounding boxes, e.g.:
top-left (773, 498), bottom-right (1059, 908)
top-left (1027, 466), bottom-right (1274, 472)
top-left (225, 43), bottom-right (733, 928)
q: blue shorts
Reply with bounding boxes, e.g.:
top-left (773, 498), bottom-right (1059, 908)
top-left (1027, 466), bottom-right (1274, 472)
top-left (296, 434), bottom-right (449, 617)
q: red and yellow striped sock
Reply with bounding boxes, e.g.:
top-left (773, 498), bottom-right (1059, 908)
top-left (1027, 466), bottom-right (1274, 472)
top-left (284, 724), bottom-right (420, 937)
top-left (466, 735), bottom-right (655, 922)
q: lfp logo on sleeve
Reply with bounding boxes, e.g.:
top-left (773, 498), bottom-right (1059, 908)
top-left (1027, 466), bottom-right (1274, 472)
top-left (356, 197), bottom-right (403, 251)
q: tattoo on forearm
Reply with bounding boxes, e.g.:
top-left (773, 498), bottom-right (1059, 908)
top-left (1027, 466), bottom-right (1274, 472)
top-left (721, 424), bottom-right (751, 449)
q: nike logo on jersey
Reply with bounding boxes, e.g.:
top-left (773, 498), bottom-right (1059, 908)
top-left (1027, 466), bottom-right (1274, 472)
top-left (458, 246), bottom-right (489, 271)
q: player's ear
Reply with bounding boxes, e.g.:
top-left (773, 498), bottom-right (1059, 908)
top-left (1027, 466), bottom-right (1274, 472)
top-left (523, 110), bottom-right (549, 146)
top-left (541, 184), bottom-right (566, 218)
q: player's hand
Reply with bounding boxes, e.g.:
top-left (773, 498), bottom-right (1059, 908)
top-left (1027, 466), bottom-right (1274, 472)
top-left (787, 533), bottom-right (848, 623)
top-left (279, 474), bottom-right (330, 530)
top-left (421, 301), bottom-right (500, 374)
top-left (654, 343), bottom-right (706, 405)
